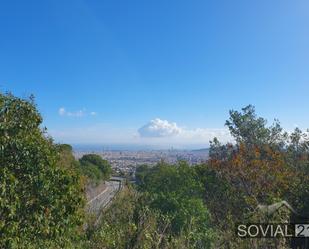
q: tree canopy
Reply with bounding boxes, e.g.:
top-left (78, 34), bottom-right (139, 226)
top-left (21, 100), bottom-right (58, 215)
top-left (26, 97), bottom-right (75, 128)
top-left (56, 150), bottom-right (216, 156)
top-left (79, 154), bottom-right (112, 184)
top-left (136, 161), bottom-right (214, 247)
top-left (0, 93), bottom-right (85, 248)
top-left (206, 104), bottom-right (309, 248)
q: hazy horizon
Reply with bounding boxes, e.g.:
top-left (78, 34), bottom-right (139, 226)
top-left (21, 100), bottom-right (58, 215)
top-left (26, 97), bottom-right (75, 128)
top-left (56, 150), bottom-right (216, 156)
top-left (2, 0), bottom-right (309, 146)
top-left (71, 143), bottom-right (211, 152)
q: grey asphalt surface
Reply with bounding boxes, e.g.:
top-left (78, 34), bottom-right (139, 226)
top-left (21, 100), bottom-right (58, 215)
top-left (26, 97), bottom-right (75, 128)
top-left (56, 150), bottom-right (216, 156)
top-left (86, 180), bottom-right (120, 214)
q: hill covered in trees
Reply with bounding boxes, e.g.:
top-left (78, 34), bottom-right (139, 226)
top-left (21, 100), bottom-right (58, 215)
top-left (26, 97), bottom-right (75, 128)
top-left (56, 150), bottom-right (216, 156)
top-left (1, 93), bottom-right (308, 248)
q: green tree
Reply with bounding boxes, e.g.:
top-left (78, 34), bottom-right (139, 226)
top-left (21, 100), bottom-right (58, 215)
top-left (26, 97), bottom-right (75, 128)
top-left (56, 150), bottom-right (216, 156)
top-left (284, 127), bottom-right (309, 218)
top-left (194, 163), bottom-right (246, 224)
top-left (91, 185), bottom-right (213, 249)
top-left (136, 161), bottom-right (214, 247)
top-left (225, 105), bottom-right (286, 147)
top-left (57, 144), bottom-right (79, 168)
top-left (135, 164), bottom-right (150, 186)
top-left (0, 93), bottom-right (85, 248)
top-left (79, 154), bottom-right (112, 183)
top-left (206, 105), bottom-right (309, 248)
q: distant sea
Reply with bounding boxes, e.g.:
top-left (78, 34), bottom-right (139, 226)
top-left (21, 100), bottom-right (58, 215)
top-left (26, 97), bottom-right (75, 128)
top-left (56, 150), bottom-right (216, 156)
top-left (72, 144), bottom-right (209, 152)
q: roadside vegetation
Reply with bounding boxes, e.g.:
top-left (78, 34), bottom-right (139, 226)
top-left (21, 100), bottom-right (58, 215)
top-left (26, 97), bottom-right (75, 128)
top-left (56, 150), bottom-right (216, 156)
top-left (79, 154), bottom-right (112, 186)
top-left (1, 93), bottom-right (308, 248)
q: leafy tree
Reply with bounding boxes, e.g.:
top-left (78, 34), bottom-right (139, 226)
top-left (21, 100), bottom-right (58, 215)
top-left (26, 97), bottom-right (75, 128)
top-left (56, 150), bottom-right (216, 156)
top-left (90, 186), bottom-right (214, 249)
top-left (79, 154), bottom-right (112, 184)
top-left (225, 105), bottom-right (286, 147)
top-left (0, 93), bottom-right (85, 248)
top-left (194, 164), bottom-right (246, 224)
top-left (57, 144), bottom-right (82, 172)
top-left (136, 161), bottom-right (214, 247)
top-left (135, 164), bottom-right (150, 185)
top-left (80, 161), bottom-right (103, 185)
top-left (206, 105), bottom-right (309, 247)
top-left (284, 127), bottom-right (309, 217)
top-left (209, 143), bottom-right (292, 208)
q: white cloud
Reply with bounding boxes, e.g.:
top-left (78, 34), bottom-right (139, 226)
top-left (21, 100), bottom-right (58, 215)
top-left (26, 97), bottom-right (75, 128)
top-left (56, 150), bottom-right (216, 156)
top-left (137, 118), bottom-right (232, 145)
top-left (138, 118), bottom-right (182, 137)
top-left (58, 107), bottom-right (66, 116)
top-left (67, 109), bottom-right (85, 117)
top-left (58, 107), bottom-right (97, 118)
top-left (50, 118), bottom-right (233, 148)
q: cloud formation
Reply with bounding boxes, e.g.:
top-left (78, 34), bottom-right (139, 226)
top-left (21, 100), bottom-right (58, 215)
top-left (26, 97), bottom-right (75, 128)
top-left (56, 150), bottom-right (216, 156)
top-left (138, 118), bottom-right (182, 137)
top-left (138, 118), bottom-right (232, 145)
top-left (51, 118), bottom-right (232, 148)
top-left (58, 107), bottom-right (96, 117)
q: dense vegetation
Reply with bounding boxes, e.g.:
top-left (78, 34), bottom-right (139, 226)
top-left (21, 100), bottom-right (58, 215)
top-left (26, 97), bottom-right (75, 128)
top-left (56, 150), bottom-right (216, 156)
top-left (0, 94), bottom-right (85, 248)
top-left (131, 106), bottom-right (309, 248)
top-left (1, 93), bottom-right (308, 249)
top-left (88, 184), bottom-right (213, 249)
top-left (79, 154), bottom-right (112, 185)
top-left (136, 161), bottom-right (212, 242)
top-left (202, 105), bottom-right (309, 248)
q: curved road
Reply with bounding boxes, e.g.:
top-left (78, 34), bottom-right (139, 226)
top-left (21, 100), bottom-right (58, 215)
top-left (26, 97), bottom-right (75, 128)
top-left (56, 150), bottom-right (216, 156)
top-left (86, 180), bottom-right (121, 214)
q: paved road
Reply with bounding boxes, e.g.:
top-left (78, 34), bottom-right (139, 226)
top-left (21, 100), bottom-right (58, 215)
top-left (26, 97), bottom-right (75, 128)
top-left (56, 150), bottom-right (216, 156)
top-left (86, 180), bottom-right (120, 214)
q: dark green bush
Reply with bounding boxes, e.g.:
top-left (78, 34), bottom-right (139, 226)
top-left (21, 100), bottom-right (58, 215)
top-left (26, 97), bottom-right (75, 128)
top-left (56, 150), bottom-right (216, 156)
top-left (79, 154), bottom-right (112, 184)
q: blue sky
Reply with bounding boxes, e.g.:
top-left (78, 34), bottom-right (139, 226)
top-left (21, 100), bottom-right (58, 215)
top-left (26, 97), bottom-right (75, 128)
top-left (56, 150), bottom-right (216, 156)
top-left (1, 0), bottom-right (309, 148)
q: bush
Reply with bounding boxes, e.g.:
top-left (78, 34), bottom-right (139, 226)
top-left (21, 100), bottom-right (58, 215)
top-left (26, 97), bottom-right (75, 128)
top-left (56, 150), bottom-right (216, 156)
top-left (79, 154), bottom-right (112, 184)
top-left (136, 161), bottom-right (214, 247)
top-left (0, 93), bottom-right (85, 248)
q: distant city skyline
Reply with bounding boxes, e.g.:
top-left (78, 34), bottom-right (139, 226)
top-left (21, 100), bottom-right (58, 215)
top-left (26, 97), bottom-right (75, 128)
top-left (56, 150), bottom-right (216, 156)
top-left (1, 0), bottom-right (309, 147)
